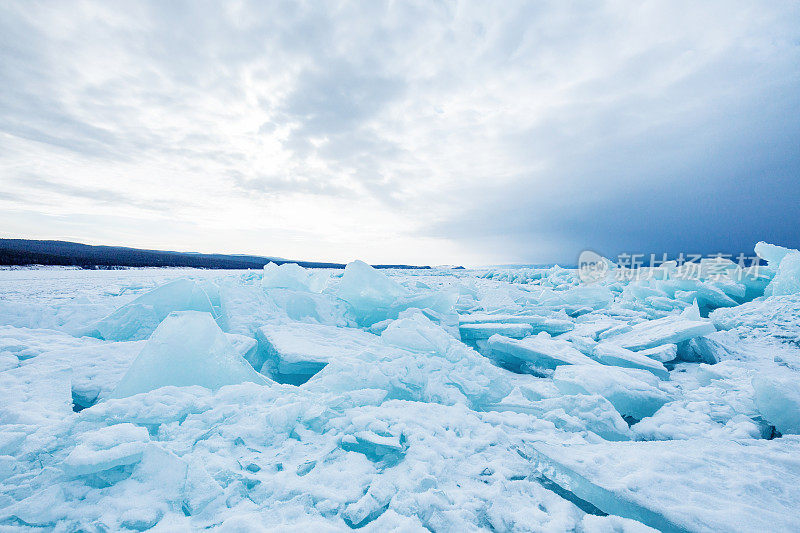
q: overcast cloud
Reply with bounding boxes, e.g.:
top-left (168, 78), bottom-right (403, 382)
top-left (1, 1), bottom-right (798, 265)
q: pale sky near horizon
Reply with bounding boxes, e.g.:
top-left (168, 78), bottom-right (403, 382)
top-left (1, 1), bottom-right (799, 266)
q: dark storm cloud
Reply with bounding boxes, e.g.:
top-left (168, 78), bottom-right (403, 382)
top-left (0, 0), bottom-right (798, 263)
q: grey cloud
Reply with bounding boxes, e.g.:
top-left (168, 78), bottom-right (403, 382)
top-left (13, 175), bottom-right (173, 212)
top-left (1, 0), bottom-right (798, 263)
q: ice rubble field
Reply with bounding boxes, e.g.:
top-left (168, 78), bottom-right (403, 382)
top-left (1, 244), bottom-right (800, 532)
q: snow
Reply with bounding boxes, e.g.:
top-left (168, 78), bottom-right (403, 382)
top-left (1, 243), bottom-right (799, 530)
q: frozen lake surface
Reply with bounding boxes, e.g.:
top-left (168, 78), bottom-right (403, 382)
top-left (1, 246), bottom-right (799, 531)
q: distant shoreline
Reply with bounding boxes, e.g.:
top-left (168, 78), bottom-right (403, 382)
top-left (0, 239), bottom-right (432, 270)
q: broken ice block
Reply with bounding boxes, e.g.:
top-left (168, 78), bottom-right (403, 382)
top-left (460, 323), bottom-right (533, 341)
top-left (266, 288), bottom-right (354, 326)
top-left (335, 260), bottom-right (408, 325)
top-left (605, 313), bottom-right (716, 351)
top-left (261, 262), bottom-right (314, 291)
top-left (552, 365), bottom-right (671, 420)
top-left (225, 333), bottom-right (260, 369)
top-left (110, 311), bottom-right (267, 398)
top-left (636, 344), bottom-right (677, 363)
top-left (93, 279), bottom-right (214, 341)
top-left (530, 437), bottom-right (800, 532)
top-left (488, 332), bottom-right (601, 373)
top-left (256, 321), bottom-right (379, 383)
top-left (754, 241), bottom-right (792, 267)
top-left (765, 251), bottom-right (800, 296)
top-left (592, 343), bottom-right (669, 380)
top-left (753, 373), bottom-right (800, 434)
top-left (459, 313), bottom-right (574, 335)
top-left (381, 309), bottom-right (455, 354)
top-left (340, 430), bottom-right (405, 461)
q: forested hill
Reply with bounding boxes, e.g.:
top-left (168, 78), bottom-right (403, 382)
top-left (0, 239), bottom-right (431, 270)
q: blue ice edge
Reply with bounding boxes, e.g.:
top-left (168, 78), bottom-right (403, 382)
top-left (527, 446), bottom-right (691, 533)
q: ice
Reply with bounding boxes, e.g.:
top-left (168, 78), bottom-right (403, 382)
top-left (752, 372), bottom-right (800, 434)
top-left (2, 251), bottom-right (800, 530)
top-left (754, 240), bottom-right (792, 267)
top-left (257, 321), bottom-right (380, 383)
top-left (266, 288), bottom-right (354, 326)
top-left (225, 332), bottom-right (260, 368)
top-left (110, 311), bottom-right (267, 398)
top-left (710, 292), bottom-right (800, 343)
top-left (530, 437), bottom-right (800, 532)
top-left (305, 312), bottom-right (515, 409)
top-left (764, 250), bottom-right (800, 296)
top-left (604, 308), bottom-right (716, 351)
top-left (459, 322), bottom-right (533, 341)
top-left (381, 308), bottom-right (455, 354)
top-left (592, 343), bottom-right (670, 380)
top-left (20, 338), bottom-right (143, 408)
top-left (92, 279), bottom-right (215, 341)
top-left (261, 261), bottom-right (314, 291)
top-left (334, 260), bottom-right (408, 325)
top-left (636, 343), bottom-right (677, 363)
top-left (459, 313), bottom-right (575, 334)
top-left (552, 365), bottom-right (672, 420)
top-left (488, 332), bottom-right (601, 374)
top-left (491, 389), bottom-right (631, 441)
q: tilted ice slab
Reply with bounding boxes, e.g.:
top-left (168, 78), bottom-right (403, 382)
top-left (592, 343), bottom-right (670, 380)
top-left (92, 279), bottom-right (215, 341)
top-left (604, 312), bottom-right (716, 351)
top-left (110, 311), bottom-right (267, 398)
top-left (459, 313), bottom-right (574, 334)
top-left (636, 343), bottom-right (677, 363)
top-left (459, 322), bottom-right (534, 341)
top-left (488, 332), bottom-right (601, 373)
top-left (256, 321), bottom-right (380, 382)
top-left (530, 437), bottom-right (800, 532)
top-left (553, 365), bottom-right (672, 420)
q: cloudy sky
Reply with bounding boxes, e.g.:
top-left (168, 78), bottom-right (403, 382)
top-left (1, 1), bottom-right (798, 266)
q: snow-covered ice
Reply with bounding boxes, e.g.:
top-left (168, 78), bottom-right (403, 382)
top-left (1, 242), bottom-right (800, 531)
